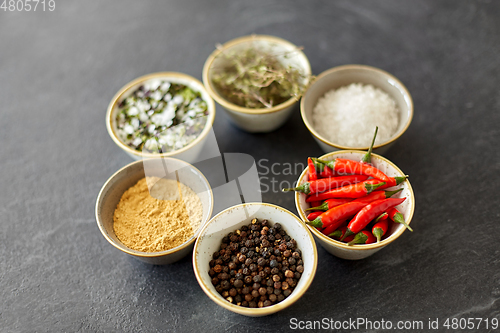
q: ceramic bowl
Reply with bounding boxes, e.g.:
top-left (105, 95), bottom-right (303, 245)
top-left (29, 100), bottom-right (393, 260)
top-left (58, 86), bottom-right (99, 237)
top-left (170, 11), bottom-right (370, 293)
top-left (295, 150), bottom-right (415, 260)
top-left (95, 158), bottom-right (213, 265)
top-left (301, 64), bottom-right (413, 155)
top-left (193, 202), bottom-right (318, 316)
top-left (106, 72), bottom-right (216, 163)
top-left (203, 35), bottom-right (311, 133)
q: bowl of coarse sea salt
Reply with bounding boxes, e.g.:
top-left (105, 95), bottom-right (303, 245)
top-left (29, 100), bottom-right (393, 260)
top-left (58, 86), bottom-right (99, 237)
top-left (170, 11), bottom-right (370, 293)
top-left (300, 65), bottom-right (413, 154)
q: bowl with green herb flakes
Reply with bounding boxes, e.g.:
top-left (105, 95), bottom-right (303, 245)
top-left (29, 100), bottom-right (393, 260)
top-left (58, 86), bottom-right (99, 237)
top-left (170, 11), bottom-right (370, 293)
top-left (203, 35), bottom-right (311, 133)
top-left (106, 72), bottom-right (215, 162)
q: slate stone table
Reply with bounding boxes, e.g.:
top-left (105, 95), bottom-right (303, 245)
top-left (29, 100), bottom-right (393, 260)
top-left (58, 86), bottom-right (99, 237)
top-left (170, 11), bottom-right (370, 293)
top-left (1, 0), bottom-right (499, 331)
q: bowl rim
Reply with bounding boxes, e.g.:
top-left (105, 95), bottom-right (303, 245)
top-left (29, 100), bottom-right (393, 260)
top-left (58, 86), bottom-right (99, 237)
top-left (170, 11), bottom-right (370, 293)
top-left (192, 202), bottom-right (318, 316)
top-left (295, 150), bottom-right (415, 251)
top-left (95, 158), bottom-right (214, 258)
top-left (106, 71), bottom-right (216, 158)
top-left (202, 34), bottom-right (312, 115)
top-left (300, 64), bottom-right (414, 150)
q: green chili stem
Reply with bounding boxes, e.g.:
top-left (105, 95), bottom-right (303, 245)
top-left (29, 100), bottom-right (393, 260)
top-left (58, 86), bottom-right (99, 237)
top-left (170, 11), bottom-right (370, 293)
top-left (361, 126), bottom-right (378, 164)
top-left (393, 212), bottom-right (413, 232)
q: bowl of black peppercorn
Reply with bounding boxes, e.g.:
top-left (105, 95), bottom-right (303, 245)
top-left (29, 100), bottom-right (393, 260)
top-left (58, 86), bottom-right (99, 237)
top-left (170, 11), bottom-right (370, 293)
top-left (192, 202), bottom-right (318, 316)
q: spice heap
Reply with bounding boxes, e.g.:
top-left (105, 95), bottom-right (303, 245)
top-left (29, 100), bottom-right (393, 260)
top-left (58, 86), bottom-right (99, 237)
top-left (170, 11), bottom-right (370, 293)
top-left (209, 218), bottom-right (304, 308)
top-left (113, 177), bottom-right (203, 252)
top-left (312, 83), bottom-right (399, 147)
top-left (211, 45), bottom-right (308, 108)
top-left (116, 80), bottom-right (209, 153)
top-left (283, 128), bottom-right (412, 245)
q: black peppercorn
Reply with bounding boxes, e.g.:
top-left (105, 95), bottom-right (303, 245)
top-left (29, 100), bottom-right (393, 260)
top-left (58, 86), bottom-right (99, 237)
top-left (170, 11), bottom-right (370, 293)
top-left (209, 218), bottom-right (303, 309)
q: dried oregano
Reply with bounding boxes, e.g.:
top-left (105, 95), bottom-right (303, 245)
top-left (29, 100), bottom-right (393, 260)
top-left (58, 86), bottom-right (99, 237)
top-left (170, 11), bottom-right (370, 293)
top-left (211, 44), bottom-right (310, 109)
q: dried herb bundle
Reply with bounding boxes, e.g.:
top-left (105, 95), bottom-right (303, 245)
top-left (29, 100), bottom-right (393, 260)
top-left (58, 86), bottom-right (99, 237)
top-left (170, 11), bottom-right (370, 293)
top-left (211, 45), bottom-right (309, 109)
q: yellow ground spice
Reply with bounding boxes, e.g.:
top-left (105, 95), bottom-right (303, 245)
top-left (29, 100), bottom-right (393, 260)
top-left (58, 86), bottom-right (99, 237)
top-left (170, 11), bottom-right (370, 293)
top-left (113, 176), bottom-right (203, 252)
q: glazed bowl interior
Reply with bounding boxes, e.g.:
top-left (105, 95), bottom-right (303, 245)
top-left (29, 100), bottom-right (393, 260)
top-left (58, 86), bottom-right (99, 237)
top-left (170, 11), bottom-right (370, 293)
top-left (295, 151), bottom-right (414, 257)
top-left (193, 203), bottom-right (317, 316)
top-left (203, 35), bottom-right (311, 114)
top-left (96, 158), bottom-right (213, 263)
top-left (301, 65), bottom-right (413, 150)
top-left (106, 72), bottom-right (216, 159)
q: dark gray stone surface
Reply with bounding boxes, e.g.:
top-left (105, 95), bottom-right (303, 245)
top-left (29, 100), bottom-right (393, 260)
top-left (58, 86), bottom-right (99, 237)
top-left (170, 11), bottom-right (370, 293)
top-left (1, 0), bottom-right (499, 331)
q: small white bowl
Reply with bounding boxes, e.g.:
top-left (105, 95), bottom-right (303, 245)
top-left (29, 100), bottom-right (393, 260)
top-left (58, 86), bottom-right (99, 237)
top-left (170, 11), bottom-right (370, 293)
top-left (193, 202), bottom-right (318, 316)
top-left (301, 65), bottom-right (413, 155)
top-left (96, 158), bottom-right (213, 265)
top-left (203, 35), bottom-right (311, 133)
top-left (106, 72), bottom-right (216, 163)
top-left (295, 150), bottom-right (415, 260)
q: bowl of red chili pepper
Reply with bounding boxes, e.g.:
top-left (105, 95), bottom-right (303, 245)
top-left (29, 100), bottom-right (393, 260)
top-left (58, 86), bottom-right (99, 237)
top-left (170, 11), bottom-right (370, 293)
top-left (290, 149), bottom-right (415, 260)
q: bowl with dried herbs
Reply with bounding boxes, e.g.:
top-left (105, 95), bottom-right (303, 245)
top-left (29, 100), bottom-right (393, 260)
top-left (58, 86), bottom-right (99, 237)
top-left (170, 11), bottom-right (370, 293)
top-left (203, 35), bottom-right (311, 133)
top-left (106, 72), bottom-right (216, 162)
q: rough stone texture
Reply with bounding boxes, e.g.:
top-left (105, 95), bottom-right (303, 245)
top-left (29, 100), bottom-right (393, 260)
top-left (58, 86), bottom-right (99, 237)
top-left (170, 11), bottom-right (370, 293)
top-left (1, 0), bottom-right (499, 331)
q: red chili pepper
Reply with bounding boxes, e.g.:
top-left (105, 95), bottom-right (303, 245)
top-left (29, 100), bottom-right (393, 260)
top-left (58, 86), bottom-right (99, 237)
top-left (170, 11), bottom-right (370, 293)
top-left (309, 200), bottom-right (322, 209)
top-left (387, 207), bottom-right (413, 232)
top-left (347, 230), bottom-right (376, 245)
top-left (374, 212), bottom-right (388, 222)
top-left (305, 198), bottom-right (353, 211)
top-left (306, 211), bottom-right (322, 221)
top-left (307, 157), bottom-right (318, 181)
top-left (307, 188), bottom-right (402, 203)
top-left (372, 218), bottom-right (389, 242)
top-left (353, 188), bottom-right (403, 204)
top-left (307, 201), bottom-right (368, 229)
top-left (283, 175), bottom-right (369, 195)
top-left (342, 197), bottom-right (406, 240)
top-left (311, 158), bottom-right (336, 178)
top-left (322, 219), bottom-right (348, 236)
top-left (378, 176), bottom-right (408, 189)
top-left (315, 158), bottom-right (391, 183)
top-left (361, 126), bottom-right (378, 164)
top-left (305, 179), bottom-right (386, 200)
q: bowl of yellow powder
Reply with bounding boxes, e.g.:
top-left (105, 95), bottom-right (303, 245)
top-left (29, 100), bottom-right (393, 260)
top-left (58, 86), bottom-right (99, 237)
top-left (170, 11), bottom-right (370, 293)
top-left (96, 158), bottom-right (213, 265)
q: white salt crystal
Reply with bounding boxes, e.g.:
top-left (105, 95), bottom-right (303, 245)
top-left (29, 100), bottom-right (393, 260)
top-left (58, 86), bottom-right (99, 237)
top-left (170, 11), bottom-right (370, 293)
top-left (312, 83), bottom-right (399, 147)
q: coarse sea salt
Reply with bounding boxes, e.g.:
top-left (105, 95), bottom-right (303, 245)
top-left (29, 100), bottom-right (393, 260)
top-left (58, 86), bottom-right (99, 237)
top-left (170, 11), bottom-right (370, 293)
top-left (312, 83), bottom-right (399, 147)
